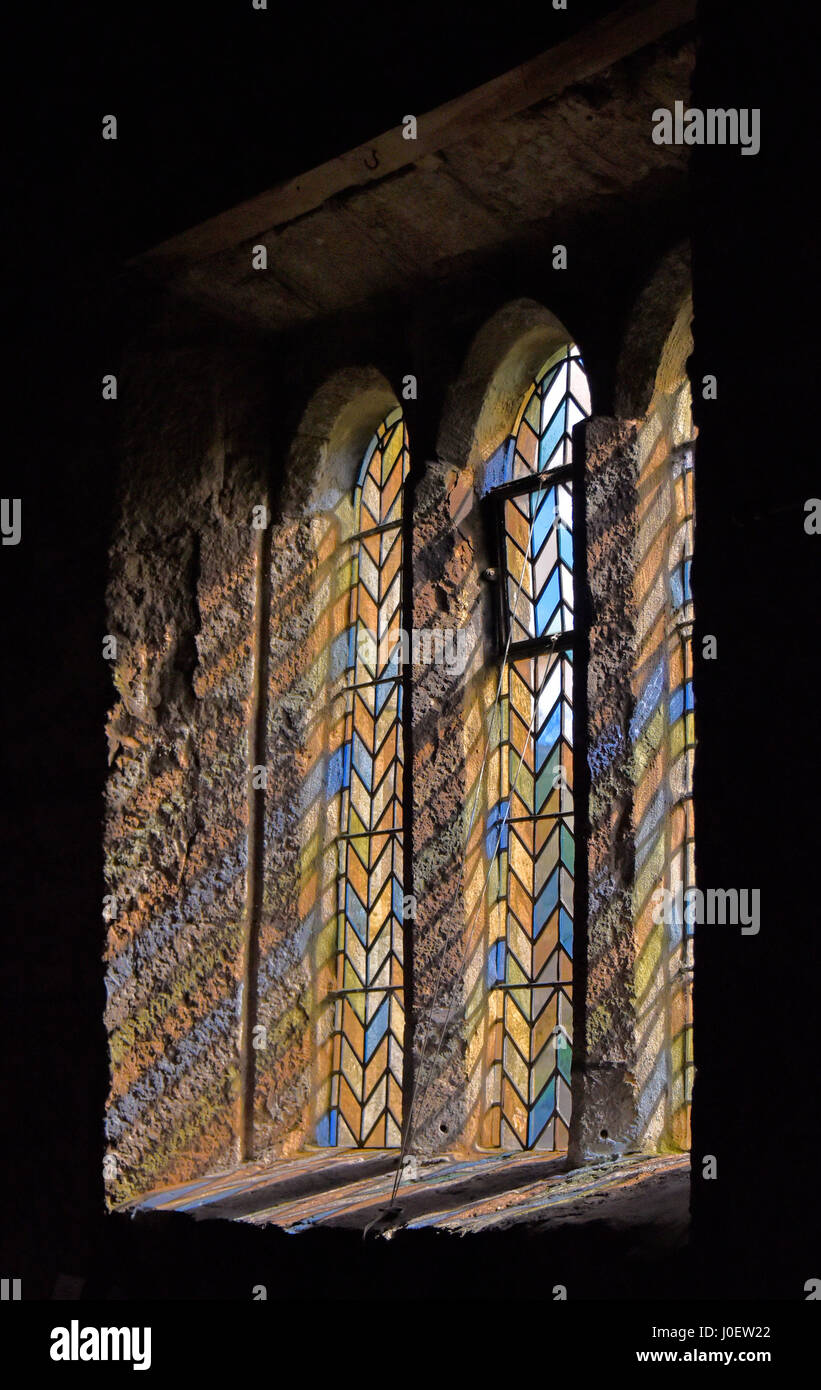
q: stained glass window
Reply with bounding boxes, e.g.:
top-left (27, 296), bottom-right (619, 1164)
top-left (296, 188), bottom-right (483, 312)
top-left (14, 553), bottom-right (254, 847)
top-left (486, 345), bottom-right (590, 1150)
top-left (325, 407), bottom-right (409, 1147)
top-left (669, 439), bottom-right (696, 1132)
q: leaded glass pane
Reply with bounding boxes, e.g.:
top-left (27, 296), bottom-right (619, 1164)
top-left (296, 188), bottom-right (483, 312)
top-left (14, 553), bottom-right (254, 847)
top-left (325, 408), bottom-right (408, 1148)
top-left (489, 344), bottom-right (590, 1151)
top-left (509, 344), bottom-right (588, 480)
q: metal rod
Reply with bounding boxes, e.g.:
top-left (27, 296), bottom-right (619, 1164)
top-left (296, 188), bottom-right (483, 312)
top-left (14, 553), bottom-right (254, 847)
top-left (490, 981), bottom-right (573, 991)
top-left (508, 632), bottom-right (575, 659)
top-left (490, 464), bottom-right (574, 501)
top-left (335, 827), bottom-right (402, 842)
top-left (326, 985), bottom-right (404, 1000)
top-left (348, 519), bottom-right (403, 543)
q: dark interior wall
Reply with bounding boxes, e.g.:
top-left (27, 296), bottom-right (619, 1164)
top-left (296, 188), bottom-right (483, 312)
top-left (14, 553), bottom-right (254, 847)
top-left (103, 170), bottom-right (689, 1195)
top-left (687, 3), bottom-right (821, 1282)
top-left (268, 177), bottom-right (689, 480)
top-left (102, 294), bottom-right (276, 1204)
top-left (4, 0), bottom-right (818, 1300)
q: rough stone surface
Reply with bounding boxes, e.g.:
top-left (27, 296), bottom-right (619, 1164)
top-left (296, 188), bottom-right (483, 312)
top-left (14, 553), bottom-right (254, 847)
top-left (569, 418), bottom-right (643, 1163)
top-left (103, 306), bottom-right (270, 1204)
top-left (165, 40), bottom-right (694, 338)
top-left (409, 460), bottom-right (488, 1153)
top-left (104, 33), bottom-right (697, 1203)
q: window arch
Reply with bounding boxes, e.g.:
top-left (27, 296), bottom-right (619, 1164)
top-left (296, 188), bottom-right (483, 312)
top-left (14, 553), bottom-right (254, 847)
top-left (484, 344), bottom-right (591, 1150)
top-left (322, 405), bottom-right (409, 1148)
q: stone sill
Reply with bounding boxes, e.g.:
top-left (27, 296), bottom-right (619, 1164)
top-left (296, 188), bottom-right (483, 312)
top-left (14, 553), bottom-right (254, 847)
top-left (121, 1149), bottom-right (689, 1235)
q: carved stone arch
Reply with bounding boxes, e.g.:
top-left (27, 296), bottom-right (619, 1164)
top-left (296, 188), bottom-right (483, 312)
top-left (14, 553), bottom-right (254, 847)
top-left (615, 241), bottom-right (693, 420)
top-left (280, 366), bottom-right (400, 526)
top-left (437, 298), bottom-right (585, 492)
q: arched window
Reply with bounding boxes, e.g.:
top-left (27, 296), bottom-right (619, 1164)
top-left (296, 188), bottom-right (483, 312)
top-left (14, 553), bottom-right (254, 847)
top-left (325, 406), bottom-right (409, 1147)
top-left (668, 431), bottom-right (695, 1133)
top-left (485, 344), bottom-right (591, 1150)
top-left (631, 309), bottom-right (696, 1148)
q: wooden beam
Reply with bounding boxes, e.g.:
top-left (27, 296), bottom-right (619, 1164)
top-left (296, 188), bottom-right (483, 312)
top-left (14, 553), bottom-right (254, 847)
top-left (136, 0), bottom-right (696, 276)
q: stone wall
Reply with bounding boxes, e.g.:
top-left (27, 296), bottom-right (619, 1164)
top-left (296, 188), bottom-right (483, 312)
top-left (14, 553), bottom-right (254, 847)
top-left (104, 246), bottom-right (695, 1204)
top-left (569, 296), bottom-right (695, 1163)
top-left (103, 304), bottom-right (270, 1204)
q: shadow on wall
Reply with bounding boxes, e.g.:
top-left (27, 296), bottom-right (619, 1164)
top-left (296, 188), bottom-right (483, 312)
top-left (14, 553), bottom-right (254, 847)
top-left (104, 283), bottom-right (696, 1207)
top-left (631, 294), bottom-right (695, 1152)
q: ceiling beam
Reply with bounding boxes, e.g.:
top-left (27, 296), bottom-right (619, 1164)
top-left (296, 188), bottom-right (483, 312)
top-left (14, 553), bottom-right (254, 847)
top-left (136, 0), bottom-right (696, 277)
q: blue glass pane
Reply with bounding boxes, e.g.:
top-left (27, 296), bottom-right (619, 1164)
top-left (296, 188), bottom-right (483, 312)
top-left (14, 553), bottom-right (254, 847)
top-left (558, 524), bottom-right (573, 567)
top-left (535, 570), bottom-right (561, 635)
top-left (530, 487), bottom-right (556, 552)
top-left (375, 679), bottom-right (394, 715)
top-left (345, 885), bottom-right (368, 942)
top-left (534, 869), bottom-right (560, 936)
top-left (538, 403), bottom-right (565, 470)
top-left (528, 1077), bottom-right (556, 1146)
top-left (365, 997), bottom-right (389, 1060)
top-left (535, 704), bottom-right (562, 768)
top-left (392, 875), bottom-right (404, 923)
top-left (559, 906), bottom-right (573, 953)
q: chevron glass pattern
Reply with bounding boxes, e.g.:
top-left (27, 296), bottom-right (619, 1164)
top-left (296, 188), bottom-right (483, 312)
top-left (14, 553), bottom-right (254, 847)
top-left (503, 481), bottom-right (573, 644)
top-left (509, 343), bottom-right (590, 481)
top-left (326, 407), bottom-right (408, 1147)
top-left (669, 443), bottom-right (696, 1136)
top-left (489, 345), bottom-right (589, 1150)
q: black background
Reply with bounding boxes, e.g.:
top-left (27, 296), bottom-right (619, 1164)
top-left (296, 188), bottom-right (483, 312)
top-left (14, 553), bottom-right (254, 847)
top-left (2, 0), bottom-right (819, 1316)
